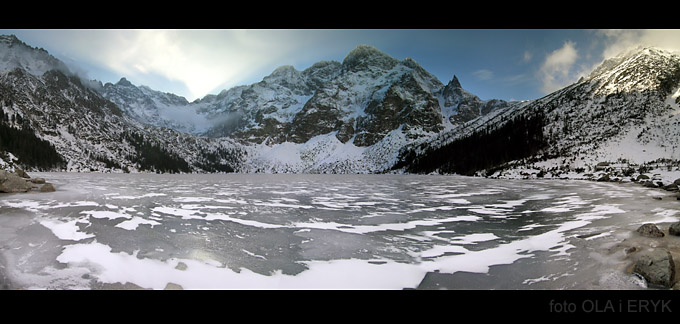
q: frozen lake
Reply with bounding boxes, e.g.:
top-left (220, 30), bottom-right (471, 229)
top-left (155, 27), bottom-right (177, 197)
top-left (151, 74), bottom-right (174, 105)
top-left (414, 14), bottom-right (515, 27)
top-left (0, 172), bottom-right (677, 290)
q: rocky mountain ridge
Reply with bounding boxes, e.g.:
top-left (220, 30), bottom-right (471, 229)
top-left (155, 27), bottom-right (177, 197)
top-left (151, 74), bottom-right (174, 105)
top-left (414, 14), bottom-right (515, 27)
top-left (397, 45), bottom-right (680, 179)
top-left (3, 34), bottom-right (680, 176)
top-left (97, 43), bottom-right (511, 173)
top-left (0, 35), bottom-right (243, 174)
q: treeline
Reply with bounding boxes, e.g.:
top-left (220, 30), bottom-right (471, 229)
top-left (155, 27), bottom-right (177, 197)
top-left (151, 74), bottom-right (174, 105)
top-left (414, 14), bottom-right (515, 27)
top-left (123, 131), bottom-right (191, 173)
top-left (196, 148), bottom-right (235, 173)
top-left (0, 111), bottom-right (65, 170)
top-left (395, 111), bottom-right (547, 176)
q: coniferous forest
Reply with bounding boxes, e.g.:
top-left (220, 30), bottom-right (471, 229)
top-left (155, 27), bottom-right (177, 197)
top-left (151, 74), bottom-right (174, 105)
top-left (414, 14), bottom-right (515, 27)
top-left (395, 111), bottom-right (548, 176)
top-left (0, 111), bottom-right (65, 170)
top-left (123, 131), bottom-right (191, 173)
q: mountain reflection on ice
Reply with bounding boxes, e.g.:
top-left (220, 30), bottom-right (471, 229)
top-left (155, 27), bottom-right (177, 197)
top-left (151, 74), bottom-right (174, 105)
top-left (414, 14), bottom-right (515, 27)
top-left (0, 172), bottom-right (676, 290)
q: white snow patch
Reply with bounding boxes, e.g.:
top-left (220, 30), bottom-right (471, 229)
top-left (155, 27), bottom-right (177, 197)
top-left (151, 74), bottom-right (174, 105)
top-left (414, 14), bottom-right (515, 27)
top-left (40, 218), bottom-right (94, 241)
top-left (115, 217), bottom-right (161, 231)
top-left (80, 210), bottom-right (132, 220)
top-left (55, 242), bottom-right (426, 289)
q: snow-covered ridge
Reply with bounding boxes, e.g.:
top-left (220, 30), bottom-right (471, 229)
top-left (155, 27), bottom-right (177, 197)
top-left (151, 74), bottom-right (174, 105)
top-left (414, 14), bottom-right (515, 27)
top-left (94, 43), bottom-right (509, 173)
top-left (586, 46), bottom-right (680, 96)
top-left (5, 34), bottom-right (680, 176)
top-left (0, 34), bottom-right (70, 77)
top-left (412, 45), bottom-right (680, 178)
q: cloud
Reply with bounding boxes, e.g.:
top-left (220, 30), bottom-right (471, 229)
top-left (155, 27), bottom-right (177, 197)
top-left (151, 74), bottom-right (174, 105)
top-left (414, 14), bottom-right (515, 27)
top-left (99, 30), bottom-right (294, 101)
top-left (18, 30), bottom-right (305, 101)
top-left (472, 69), bottom-right (494, 81)
top-left (538, 41), bottom-right (580, 94)
top-left (598, 29), bottom-right (680, 59)
top-left (523, 51), bottom-right (532, 63)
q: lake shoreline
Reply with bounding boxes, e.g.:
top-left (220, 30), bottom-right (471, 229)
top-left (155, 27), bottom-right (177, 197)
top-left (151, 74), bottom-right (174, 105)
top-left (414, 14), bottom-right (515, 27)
top-left (3, 170), bottom-right (680, 290)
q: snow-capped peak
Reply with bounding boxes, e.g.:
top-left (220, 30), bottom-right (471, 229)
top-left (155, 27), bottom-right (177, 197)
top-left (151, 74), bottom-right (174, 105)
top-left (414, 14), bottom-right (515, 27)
top-left (342, 44), bottom-right (400, 72)
top-left (0, 34), bottom-right (70, 77)
top-left (585, 46), bottom-right (680, 96)
top-left (115, 77), bottom-right (134, 87)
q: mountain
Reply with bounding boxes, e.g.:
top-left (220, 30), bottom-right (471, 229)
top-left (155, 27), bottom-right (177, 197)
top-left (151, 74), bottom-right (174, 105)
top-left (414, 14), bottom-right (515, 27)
top-left (0, 35), bottom-right (242, 173)
top-left (0, 35), bottom-right (70, 77)
top-left (100, 44), bottom-right (510, 173)
top-left (100, 77), bottom-right (213, 134)
top-left (5, 34), bottom-right (679, 177)
top-left (397, 46), bottom-right (680, 178)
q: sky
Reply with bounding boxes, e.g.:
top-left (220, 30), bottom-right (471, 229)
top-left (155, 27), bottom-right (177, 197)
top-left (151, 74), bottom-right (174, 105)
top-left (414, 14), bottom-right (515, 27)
top-left (2, 29), bottom-right (679, 102)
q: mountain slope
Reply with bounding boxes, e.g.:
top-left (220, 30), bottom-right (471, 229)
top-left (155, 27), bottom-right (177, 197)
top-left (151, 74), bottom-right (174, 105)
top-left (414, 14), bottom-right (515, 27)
top-left (102, 43), bottom-right (510, 173)
top-left (100, 77), bottom-right (214, 135)
top-left (0, 35), bottom-right (242, 173)
top-left (397, 46), bottom-right (680, 177)
top-left (15, 36), bottom-right (678, 177)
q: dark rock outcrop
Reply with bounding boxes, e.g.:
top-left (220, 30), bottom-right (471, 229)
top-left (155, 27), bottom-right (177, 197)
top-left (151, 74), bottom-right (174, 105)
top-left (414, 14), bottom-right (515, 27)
top-left (14, 168), bottom-right (29, 178)
top-left (0, 170), bottom-right (32, 193)
top-left (637, 174), bottom-right (650, 181)
top-left (39, 183), bottom-right (55, 192)
top-left (669, 222), bottom-right (680, 236)
top-left (30, 177), bottom-right (45, 184)
top-left (632, 249), bottom-right (675, 288)
top-left (637, 223), bottom-right (665, 237)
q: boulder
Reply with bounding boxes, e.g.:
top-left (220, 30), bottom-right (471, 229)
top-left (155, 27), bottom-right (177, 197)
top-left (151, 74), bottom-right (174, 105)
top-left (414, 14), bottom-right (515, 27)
top-left (13, 168), bottom-right (30, 179)
top-left (674, 178), bottom-right (680, 186)
top-left (669, 222), bottom-right (680, 236)
top-left (637, 174), bottom-right (650, 181)
top-left (30, 177), bottom-right (46, 184)
top-left (0, 170), bottom-right (32, 193)
top-left (637, 223), bottom-right (665, 237)
top-left (643, 180), bottom-right (658, 188)
top-left (597, 174), bottom-right (611, 182)
top-left (663, 184), bottom-right (679, 192)
top-left (39, 183), bottom-right (55, 192)
top-left (632, 249), bottom-right (675, 288)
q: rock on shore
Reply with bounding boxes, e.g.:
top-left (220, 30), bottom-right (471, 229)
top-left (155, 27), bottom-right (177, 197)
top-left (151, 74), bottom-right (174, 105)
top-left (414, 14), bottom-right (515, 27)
top-left (636, 223), bottom-right (665, 237)
top-left (0, 169), bottom-right (33, 193)
top-left (633, 249), bottom-right (675, 288)
top-left (618, 222), bottom-right (680, 289)
top-left (0, 169), bottom-right (54, 193)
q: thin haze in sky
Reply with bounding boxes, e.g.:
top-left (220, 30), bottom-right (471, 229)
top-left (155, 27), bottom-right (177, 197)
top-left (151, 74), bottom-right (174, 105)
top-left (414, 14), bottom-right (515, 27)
top-left (2, 29), bottom-right (678, 102)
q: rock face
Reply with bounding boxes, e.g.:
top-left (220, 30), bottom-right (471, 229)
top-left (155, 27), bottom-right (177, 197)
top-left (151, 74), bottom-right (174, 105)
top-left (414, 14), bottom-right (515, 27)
top-left (39, 183), bottom-right (55, 192)
top-left (637, 223), bottom-right (665, 237)
top-left (440, 75), bottom-right (510, 125)
top-left (633, 249), bottom-right (675, 288)
top-left (669, 222), bottom-right (680, 236)
top-left (0, 169), bottom-right (32, 193)
top-left (14, 168), bottom-right (29, 178)
top-left (30, 177), bottom-right (45, 184)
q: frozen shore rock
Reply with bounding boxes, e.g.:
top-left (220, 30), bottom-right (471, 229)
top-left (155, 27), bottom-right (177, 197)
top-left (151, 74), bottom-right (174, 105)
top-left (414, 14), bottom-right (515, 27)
top-left (637, 223), bottom-right (665, 238)
top-left (632, 249), bottom-right (675, 288)
top-left (0, 169), bottom-right (33, 193)
top-left (39, 183), bottom-right (55, 192)
top-left (0, 169), bottom-right (54, 193)
top-left (669, 222), bottom-right (680, 236)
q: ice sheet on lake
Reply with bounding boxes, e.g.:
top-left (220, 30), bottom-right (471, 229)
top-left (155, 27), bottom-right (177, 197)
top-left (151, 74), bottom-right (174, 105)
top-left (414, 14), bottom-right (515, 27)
top-left (0, 173), bottom-right (669, 289)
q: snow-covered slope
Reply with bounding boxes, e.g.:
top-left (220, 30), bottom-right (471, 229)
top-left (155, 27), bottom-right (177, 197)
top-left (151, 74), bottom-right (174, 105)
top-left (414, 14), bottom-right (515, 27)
top-left (400, 46), bottom-right (680, 177)
top-left (0, 35), bottom-right (242, 173)
top-left (0, 35), bottom-right (70, 77)
top-left (17, 35), bottom-right (680, 176)
top-left (102, 43), bottom-right (509, 173)
top-left (100, 78), bottom-right (214, 134)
